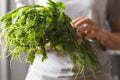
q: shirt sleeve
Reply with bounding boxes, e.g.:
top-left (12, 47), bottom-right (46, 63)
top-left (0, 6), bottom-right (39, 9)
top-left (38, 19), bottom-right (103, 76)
top-left (107, 0), bottom-right (120, 22)
top-left (15, 0), bottom-right (34, 7)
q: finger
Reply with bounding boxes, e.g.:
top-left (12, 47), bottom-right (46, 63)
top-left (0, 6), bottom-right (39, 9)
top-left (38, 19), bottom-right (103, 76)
top-left (77, 24), bottom-right (94, 32)
top-left (71, 17), bottom-right (83, 25)
top-left (74, 18), bottom-right (92, 28)
top-left (85, 30), bottom-right (96, 40)
top-left (78, 28), bottom-right (96, 38)
top-left (84, 30), bottom-right (92, 34)
top-left (77, 23), bottom-right (88, 30)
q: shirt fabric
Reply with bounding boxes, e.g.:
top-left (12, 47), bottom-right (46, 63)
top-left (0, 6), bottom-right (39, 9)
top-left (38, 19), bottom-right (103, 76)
top-left (15, 0), bottom-right (120, 80)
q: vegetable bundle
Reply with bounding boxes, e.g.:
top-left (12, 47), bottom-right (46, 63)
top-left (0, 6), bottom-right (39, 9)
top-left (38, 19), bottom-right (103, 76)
top-left (0, 0), bottom-right (101, 78)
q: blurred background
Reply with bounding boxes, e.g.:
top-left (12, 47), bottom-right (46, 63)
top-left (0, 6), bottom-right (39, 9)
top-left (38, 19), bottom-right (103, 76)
top-left (0, 0), bottom-right (120, 80)
top-left (0, 1), bottom-right (29, 80)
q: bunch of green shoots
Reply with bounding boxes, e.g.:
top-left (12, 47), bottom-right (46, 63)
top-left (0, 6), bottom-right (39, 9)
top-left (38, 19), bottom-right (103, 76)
top-left (0, 0), bottom-right (101, 79)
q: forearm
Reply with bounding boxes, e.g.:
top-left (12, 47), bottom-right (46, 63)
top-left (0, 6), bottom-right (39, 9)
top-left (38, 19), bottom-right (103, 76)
top-left (98, 30), bottom-right (120, 50)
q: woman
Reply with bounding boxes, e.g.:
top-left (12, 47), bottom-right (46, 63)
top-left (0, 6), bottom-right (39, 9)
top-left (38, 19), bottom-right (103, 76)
top-left (15, 0), bottom-right (120, 80)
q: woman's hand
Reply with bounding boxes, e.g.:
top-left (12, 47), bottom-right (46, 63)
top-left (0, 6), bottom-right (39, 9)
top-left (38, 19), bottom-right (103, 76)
top-left (71, 17), bottom-right (120, 50)
top-left (71, 17), bottom-right (108, 44)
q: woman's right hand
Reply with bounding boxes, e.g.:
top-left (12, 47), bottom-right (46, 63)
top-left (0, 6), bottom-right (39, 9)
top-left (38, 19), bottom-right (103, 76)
top-left (71, 17), bottom-right (120, 50)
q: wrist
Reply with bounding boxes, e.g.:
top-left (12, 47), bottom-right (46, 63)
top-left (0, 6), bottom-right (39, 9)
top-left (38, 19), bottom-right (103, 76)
top-left (96, 29), bottom-right (110, 45)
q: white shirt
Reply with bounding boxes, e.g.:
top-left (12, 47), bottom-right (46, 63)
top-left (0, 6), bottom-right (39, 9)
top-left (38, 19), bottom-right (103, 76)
top-left (15, 0), bottom-right (120, 80)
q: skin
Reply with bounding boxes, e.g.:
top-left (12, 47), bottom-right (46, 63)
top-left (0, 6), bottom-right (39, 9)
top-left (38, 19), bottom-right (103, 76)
top-left (71, 17), bottom-right (120, 50)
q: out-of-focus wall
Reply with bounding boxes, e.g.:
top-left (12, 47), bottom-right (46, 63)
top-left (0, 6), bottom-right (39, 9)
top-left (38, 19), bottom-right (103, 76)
top-left (0, 1), bottom-right (29, 80)
top-left (0, 0), bottom-right (10, 80)
top-left (9, 1), bottom-right (30, 80)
